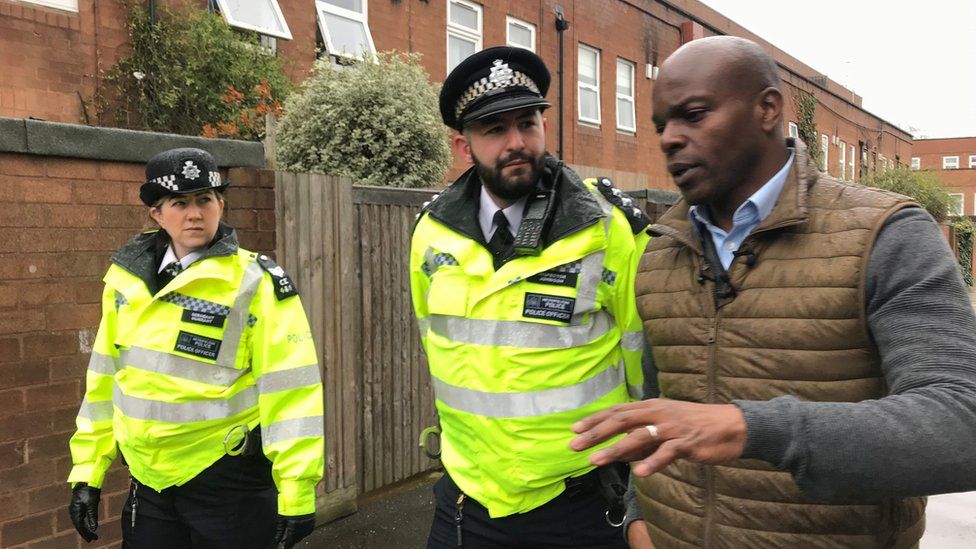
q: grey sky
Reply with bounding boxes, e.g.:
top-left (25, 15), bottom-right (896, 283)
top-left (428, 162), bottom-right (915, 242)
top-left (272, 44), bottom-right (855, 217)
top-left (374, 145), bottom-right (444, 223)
top-left (698, 1), bottom-right (976, 139)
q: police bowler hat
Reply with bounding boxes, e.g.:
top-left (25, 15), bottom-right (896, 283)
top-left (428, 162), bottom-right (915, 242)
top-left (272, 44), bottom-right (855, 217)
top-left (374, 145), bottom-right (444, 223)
top-left (140, 148), bottom-right (230, 206)
top-left (439, 46), bottom-right (551, 130)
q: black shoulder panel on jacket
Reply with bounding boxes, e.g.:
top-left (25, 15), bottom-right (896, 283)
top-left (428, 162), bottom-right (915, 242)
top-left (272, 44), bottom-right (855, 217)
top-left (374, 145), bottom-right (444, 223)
top-left (256, 254), bottom-right (299, 301)
top-left (594, 176), bottom-right (651, 234)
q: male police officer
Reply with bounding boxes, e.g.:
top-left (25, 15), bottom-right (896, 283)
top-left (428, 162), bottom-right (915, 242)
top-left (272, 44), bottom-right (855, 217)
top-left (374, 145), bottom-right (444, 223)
top-left (411, 46), bottom-right (651, 548)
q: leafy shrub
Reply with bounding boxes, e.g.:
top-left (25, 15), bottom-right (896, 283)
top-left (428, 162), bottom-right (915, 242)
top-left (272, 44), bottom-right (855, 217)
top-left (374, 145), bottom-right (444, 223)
top-left (953, 217), bottom-right (976, 286)
top-left (862, 167), bottom-right (954, 224)
top-left (275, 52), bottom-right (450, 188)
top-left (103, 2), bottom-right (291, 140)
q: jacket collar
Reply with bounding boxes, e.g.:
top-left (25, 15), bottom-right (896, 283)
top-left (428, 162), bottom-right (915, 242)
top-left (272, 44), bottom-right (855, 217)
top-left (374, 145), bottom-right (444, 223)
top-left (111, 222), bottom-right (239, 293)
top-left (651, 138), bottom-right (817, 252)
top-left (425, 154), bottom-right (605, 247)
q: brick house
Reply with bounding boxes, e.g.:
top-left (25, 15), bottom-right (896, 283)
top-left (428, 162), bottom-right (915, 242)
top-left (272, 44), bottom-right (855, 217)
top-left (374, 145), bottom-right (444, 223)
top-left (1, 0), bottom-right (913, 188)
top-left (912, 137), bottom-right (976, 216)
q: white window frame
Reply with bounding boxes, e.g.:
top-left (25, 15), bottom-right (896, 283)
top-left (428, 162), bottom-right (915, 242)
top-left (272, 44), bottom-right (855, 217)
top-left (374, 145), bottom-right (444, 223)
top-left (944, 156), bottom-right (960, 170)
top-left (316, 0), bottom-right (376, 60)
top-left (838, 140), bottom-right (846, 180)
top-left (969, 155), bottom-right (976, 169)
top-left (505, 16), bottom-right (536, 52)
top-left (820, 134), bottom-right (829, 171)
top-left (910, 157), bottom-right (920, 170)
top-left (787, 122), bottom-right (799, 139)
top-left (22, 0), bottom-right (78, 10)
top-left (849, 144), bottom-right (856, 180)
top-left (615, 58), bottom-right (636, 133)
top-left (446, 0), bottom-right (482, 74)
top-left (577, 43), bottom-right (601, 125)
top-left (214, 0), bottom-right (293, 40)
top-left (949, 193), bottom-right (965, 216)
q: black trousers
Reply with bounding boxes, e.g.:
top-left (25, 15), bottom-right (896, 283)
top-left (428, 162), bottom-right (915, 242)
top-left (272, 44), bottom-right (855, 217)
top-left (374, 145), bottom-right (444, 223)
top-left (121, 453), bottom-right (277, 549)
top-left (426, 472), bottom-right (628, 549)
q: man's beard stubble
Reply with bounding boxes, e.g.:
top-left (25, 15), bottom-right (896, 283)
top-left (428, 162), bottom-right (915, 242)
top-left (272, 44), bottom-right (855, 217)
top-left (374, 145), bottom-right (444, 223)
top-left (471, 150), bottom-right (545, 201)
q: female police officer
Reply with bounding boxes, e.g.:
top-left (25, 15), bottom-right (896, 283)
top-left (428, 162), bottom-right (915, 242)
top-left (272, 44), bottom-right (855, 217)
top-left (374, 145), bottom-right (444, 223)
top-left (66, 148), bottom-right (324, 548)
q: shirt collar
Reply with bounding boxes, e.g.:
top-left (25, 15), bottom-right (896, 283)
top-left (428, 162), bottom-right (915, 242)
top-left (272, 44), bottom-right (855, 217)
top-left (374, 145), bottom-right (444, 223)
top-left (478, 186), bottom-right (527, 241)
top-left (689, 148), bottom-right (796, 230)
top-left (158, 244), bottom-right (203, 273)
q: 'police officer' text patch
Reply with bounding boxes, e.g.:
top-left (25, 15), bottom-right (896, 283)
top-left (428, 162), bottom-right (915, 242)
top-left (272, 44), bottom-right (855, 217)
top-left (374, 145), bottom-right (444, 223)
top-left (174, 331), bottom-right (222, 360)
top-left (523, 293), bottom-right (575, 323)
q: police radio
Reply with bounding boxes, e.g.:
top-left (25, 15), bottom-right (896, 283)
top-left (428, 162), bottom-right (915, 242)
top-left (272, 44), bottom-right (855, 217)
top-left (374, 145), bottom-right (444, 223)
top-left (513, 189), bottom-right (553, 256)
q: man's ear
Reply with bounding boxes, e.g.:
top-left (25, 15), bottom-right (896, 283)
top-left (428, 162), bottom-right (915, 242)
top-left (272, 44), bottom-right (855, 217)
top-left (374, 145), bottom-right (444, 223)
top-left (757, 87), bottom-right (784, 133)
top-left (452, 133), bottom-right (473, 164)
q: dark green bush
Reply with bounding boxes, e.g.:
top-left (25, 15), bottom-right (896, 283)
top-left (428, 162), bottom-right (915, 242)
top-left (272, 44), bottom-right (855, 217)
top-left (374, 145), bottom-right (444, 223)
top-left (103, 2), bottom-right (291, 140)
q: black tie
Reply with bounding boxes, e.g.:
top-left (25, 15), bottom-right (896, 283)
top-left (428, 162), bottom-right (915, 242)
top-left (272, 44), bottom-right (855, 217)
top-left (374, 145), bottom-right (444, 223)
top-left (157, 261), bottom-right (183, 289)
top-left (488, 210), bottom-right (514, 269)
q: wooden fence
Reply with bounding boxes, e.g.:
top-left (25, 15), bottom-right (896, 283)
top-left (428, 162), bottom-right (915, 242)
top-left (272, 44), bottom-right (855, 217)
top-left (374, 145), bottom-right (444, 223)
top-left (274, 172), bottom-right (677, 521)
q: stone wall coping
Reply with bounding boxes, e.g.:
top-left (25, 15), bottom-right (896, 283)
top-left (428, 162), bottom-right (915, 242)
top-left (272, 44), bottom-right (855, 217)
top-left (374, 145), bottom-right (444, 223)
top-left (0, 117), bottom-right (265, 167)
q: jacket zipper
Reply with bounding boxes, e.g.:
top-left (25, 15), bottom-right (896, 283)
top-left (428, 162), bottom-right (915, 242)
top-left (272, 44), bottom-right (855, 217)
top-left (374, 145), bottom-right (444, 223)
top-left (702, 260), bottom-right (721, 549)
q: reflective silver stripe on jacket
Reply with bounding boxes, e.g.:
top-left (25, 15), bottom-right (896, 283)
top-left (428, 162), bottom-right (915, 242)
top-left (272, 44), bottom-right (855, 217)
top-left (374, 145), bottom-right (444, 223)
top-left (621, 330), bottom-right (644, 352)
top-left (87, 352), bottom-right (120, 376)
top-left (119, 346), bottom-right (249, 387)
top-left (573, 251), bottom-right (606, 316)
top-left (432, 362), bottom-right (626, 418)
top-left (628, 384), bottom-right (643, 400)
top-left (113, 384), bottom-right (257, 423)
top-left (216, 258), bottom-right (265, 368)
top-left (77, 398), bottom-right (114, 422)
top-left (263, 416), bottom-right (324, 446)
top-left (256, 364), bottom-right (321, 394)
top-left (428, 309), bottom-right (613, 349)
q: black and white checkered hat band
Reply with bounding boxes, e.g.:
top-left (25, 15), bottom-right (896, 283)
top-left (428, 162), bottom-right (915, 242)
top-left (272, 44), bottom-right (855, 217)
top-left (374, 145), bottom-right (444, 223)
top-left (454, 70), bottom-right (541, 119)
top-left (148, 172), bottom-right (221, 190)
top-left (150, 174), bottom-right (179, 191)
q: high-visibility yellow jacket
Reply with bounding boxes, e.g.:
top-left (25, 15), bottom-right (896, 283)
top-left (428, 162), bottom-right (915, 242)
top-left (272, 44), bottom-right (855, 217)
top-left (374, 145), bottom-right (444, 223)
top-left (410, 159), bottom-right (650, 518)
top-left (68, 225), bottom-right (324, 516)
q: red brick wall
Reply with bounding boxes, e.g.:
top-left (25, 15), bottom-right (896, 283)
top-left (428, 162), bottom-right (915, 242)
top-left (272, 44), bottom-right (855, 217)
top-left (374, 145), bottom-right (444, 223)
top-left (0, 0), bottom-right (916, 190)
top-left (0, 152), bottom-right (275, 548)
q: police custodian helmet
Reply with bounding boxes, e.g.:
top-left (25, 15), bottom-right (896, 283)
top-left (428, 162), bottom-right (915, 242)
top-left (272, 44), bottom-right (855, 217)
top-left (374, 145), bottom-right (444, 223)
top-left (439, 46), bottom-right (551, 130)
top-left (139, 148), bottom-right (230, 206)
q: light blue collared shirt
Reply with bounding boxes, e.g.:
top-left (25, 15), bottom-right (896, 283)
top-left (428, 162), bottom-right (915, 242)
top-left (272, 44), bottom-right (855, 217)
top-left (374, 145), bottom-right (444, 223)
top-left (689, 149), bottom-right (795, 269)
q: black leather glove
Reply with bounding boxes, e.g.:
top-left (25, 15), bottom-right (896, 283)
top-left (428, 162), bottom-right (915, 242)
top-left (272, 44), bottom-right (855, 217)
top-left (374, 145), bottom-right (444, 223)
top-left (274, 513), bottom-right (315, 548)
top-left (69, 483), bottom-right (101, 543)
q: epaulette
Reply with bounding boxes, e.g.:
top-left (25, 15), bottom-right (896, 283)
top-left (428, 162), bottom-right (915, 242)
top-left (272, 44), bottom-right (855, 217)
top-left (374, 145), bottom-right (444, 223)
top-left (255, 254), bottom-right (298, 301)
top-left (594, 176), bottom-right (651, 234)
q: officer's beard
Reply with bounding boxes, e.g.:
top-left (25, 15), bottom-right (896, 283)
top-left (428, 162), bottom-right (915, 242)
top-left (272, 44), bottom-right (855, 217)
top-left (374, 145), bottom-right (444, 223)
top-left (471, 150), bottom-right (545, 201)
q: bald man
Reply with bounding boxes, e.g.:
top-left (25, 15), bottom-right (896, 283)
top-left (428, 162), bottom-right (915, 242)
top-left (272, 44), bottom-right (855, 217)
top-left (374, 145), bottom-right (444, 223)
top-left (571, 36), bottom-right (976, 547)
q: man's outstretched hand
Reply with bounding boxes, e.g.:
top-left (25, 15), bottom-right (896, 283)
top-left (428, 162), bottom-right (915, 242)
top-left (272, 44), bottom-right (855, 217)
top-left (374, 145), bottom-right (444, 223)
top-left (569, 399), bottom-right (748, 476)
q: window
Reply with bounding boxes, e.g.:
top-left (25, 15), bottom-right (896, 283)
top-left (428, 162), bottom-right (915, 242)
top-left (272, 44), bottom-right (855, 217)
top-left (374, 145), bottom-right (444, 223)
top-left (879, 155), bottom-right (887, 172)
top-left (838, 140), bottom-right (846, 180)
top-left (447, 0), bottom-right (482, 74)
top-left (944, 156), bottom-right (960, 169)
top-left (317, 0), bottom-right (376, 60)
top-left (910, 157), bottom-right (920, 170)
top-left (214, 0), bottom-right (292, 40)
top-left (578, 44), bottom-right (601, 125)
top-left (820, 134), bottom-right (829, 171)
top-left (969, 155), bottom-right (976, 168)
top-left (849, 144), bottom-right (856, 180)
top-left (787, 122), bottom-right (799, 139)
top-left (506, 16), bottom-right (536, 52)
top-left (949, 193), bottom-right (964, 216)
top-left (24, 0), bottom-right (77, 10)
top-left (615, 59), bottom-right (636, 132)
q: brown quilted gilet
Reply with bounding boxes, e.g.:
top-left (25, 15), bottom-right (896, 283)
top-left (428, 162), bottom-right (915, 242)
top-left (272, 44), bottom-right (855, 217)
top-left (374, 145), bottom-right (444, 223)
top-left (633, 140), bottom-right (926, 548)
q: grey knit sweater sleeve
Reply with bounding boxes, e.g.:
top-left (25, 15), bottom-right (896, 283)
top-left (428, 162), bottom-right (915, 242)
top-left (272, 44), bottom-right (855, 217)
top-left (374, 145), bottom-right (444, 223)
top-left (736, 207), bottom-right (976, 500)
